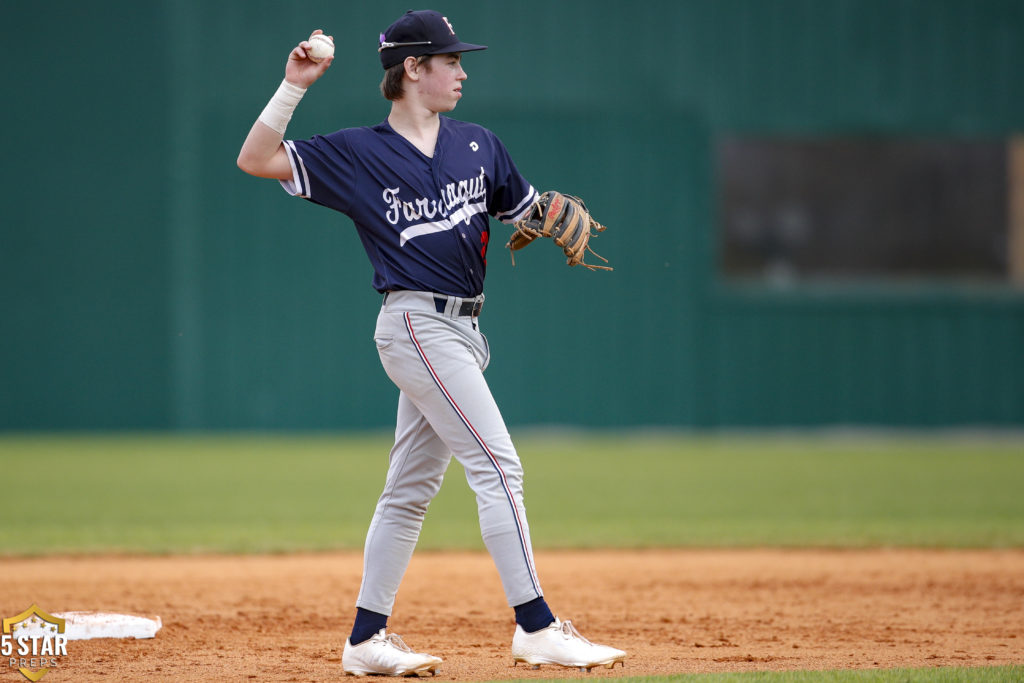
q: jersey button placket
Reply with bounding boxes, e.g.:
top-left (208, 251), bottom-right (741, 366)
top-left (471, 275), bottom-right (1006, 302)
top-left (433, 134), bottom-right (476, 296)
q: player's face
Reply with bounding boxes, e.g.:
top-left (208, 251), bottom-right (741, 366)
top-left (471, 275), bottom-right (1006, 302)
top-left (418, 53), bottom-right (467, 112)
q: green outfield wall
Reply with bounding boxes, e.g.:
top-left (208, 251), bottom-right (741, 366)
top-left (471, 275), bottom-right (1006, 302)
top-left (2, 0), bottom-right (1022, 430)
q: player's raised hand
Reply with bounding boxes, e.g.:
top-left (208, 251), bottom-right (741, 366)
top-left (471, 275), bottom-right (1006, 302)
top-left (285, 30), bottom-right (334, 88)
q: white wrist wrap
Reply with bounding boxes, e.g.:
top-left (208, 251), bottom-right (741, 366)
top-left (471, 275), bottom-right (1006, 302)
top-left (257, 79), bottom-right (307, 135)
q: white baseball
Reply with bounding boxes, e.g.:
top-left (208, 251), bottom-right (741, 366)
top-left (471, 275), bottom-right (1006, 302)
top-left (307, 34), bottom-right (334, 63)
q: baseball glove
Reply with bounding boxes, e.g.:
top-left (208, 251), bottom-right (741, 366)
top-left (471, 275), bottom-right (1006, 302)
top-left (506, 191), bottom-right (612, 271)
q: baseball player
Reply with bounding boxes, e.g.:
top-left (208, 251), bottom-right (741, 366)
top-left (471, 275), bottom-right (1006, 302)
top-left (237, 10), bottom-right (625, 676)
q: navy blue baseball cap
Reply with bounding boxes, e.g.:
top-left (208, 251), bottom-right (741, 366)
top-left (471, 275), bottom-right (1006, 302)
top-left (378, 10), bottom-right (487, 69)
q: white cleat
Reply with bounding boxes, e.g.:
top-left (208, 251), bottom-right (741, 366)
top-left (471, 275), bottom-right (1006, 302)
top-left (511, 617), bottom-right (626, 672)
top-left (343, 629), bottom-right (442, 677)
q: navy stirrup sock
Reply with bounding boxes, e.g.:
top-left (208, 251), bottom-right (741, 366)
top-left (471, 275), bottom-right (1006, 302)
top-left (513, 597), bottom-right (555, 633)
top-left (350, 607), bottom-right (389, 645)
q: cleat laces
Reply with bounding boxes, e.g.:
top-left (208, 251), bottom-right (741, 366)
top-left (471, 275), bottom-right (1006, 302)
top-left (558, 620), bottom-right (593, 645)
top-left (382, 633), bottom-right (414, 652)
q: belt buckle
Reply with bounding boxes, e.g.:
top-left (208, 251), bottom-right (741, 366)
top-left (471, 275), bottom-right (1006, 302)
top-left (436, 294), bottom-right (482, 317)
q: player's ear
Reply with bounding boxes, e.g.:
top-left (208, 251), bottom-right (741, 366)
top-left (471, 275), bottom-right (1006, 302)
top-left (404, 56), bottom-right (423, 81)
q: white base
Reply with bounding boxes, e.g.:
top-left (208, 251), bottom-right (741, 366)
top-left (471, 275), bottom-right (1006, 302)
top-left (52, 612), bottom-right (162, 640)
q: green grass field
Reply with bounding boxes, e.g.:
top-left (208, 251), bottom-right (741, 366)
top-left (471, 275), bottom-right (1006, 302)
top-left (2, 431), bottom-right (1022, 682)
top-left (1, 431), bottom-right (1023, 554)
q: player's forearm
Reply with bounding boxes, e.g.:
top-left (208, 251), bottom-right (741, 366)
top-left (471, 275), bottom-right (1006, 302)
top-left (236, 78), bottom-right (307, 179)
top-left (238, 32), bottom-right (333, 180)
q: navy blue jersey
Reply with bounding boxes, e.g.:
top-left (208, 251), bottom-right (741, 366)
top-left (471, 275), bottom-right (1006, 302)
top-left (281, 116), bottom-right (536, 297)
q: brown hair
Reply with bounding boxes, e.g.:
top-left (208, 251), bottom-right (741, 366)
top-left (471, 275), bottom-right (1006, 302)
top-left (380, 55), bottom-right (432, 101)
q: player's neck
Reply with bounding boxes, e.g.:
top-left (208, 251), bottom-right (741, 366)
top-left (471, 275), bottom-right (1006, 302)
top-left (388, 102), bottom-right (441, 158)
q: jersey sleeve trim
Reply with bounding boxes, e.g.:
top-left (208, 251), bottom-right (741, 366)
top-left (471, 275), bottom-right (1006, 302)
top-left (495, 185), bottom-right (537, 224)
top-left (278, 140), bottom-right (312, 199)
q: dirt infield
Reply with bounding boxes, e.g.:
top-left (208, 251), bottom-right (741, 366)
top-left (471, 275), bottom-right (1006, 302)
top-left (2, 550), bottom-right (1022, 681)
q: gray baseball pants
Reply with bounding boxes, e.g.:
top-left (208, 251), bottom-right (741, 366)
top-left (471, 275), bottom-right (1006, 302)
top-left (356, 290), bottom-right (544, 615)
